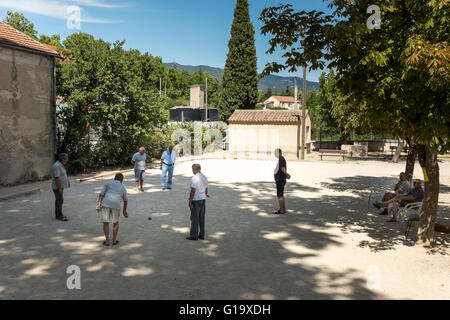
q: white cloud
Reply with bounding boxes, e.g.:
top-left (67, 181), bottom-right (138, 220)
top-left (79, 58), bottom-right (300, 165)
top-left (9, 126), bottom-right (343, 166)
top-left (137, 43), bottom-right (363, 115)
top-left (0, 0), bottom-right (126, 23)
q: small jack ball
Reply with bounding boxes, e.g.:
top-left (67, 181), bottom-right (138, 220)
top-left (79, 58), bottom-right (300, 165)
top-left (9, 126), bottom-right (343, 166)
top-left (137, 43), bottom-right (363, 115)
top-left (148, 217), bottom-right (152, 220)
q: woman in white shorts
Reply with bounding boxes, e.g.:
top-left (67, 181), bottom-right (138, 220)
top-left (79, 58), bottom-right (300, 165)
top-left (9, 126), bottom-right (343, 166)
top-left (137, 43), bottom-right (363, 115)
top-left (96, 173), bottom-right (128, 246)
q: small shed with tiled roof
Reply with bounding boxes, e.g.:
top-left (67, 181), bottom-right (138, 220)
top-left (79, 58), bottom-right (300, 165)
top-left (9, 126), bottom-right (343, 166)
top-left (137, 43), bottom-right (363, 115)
top-left (228, 110), bottom-right (311, 160)
top-left (0, 21), bottom-right (59, 185)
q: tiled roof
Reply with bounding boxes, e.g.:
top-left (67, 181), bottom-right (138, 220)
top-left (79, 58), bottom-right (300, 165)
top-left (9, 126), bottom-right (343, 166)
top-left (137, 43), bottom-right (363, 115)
top-left (272, 96), bottom-right (295, 103)
top-left (0, 21), bottom-right (59, 56)
top-left (229, 110), bottom-right (303, 125)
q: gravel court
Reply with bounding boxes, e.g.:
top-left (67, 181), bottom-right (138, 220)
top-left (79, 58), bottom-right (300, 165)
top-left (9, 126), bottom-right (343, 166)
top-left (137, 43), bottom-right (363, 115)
top-left (0, 159), bottom-right (449, 300)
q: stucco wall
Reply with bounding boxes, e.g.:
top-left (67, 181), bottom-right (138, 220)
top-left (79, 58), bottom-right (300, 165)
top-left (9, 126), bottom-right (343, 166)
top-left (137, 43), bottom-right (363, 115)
top-left (0, 46), bottom-right (55, 185)
top-left (228, 124), bottom-right (311, 160)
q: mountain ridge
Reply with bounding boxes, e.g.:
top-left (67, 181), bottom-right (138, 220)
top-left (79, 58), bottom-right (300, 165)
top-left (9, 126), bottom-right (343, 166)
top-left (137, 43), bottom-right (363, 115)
top-left (163, 62), bottom-right (319, 92)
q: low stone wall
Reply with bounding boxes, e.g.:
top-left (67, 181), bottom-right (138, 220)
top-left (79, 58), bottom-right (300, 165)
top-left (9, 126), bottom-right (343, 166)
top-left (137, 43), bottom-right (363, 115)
top-left (313, 140), bottom-right (400, 153)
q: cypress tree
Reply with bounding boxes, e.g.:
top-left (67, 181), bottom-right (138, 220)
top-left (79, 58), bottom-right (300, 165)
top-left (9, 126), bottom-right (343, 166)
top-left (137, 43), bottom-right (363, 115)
top-left (220, 0), bottom-right (258, 121)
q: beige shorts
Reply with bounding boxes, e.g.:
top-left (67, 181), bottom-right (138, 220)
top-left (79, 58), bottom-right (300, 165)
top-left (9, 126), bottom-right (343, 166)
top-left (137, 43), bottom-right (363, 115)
top-left (100, 207), bottom-right (120, 224)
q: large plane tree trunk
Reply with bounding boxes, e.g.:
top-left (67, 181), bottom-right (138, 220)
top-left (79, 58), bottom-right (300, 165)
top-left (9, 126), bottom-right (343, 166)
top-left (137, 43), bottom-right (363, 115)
top-left (416, 144), bottom-right (440, 245)
top-left (392, 140), bottom-right (405, 163)
top-left (405, 142), bottom-right (417, 182)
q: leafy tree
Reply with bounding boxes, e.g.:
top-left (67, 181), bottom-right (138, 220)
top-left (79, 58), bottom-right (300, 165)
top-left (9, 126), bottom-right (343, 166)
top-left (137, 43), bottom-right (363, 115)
top-left (260, 0), bottom-right (450, 245)
top-left (3, 11), bottom-right (38, 39)
top-left (220, 0), bottom-right (258, 121)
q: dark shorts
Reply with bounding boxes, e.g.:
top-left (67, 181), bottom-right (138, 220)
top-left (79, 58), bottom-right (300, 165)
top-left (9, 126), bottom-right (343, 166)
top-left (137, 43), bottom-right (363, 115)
top-left (276, 180), bottom-right (286, 198)
top-left (134, 169), bottom-right (145, 182)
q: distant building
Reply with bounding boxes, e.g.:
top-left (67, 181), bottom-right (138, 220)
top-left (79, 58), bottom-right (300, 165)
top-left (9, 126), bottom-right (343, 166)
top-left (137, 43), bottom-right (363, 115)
top-left (228, 110), bottom-right (311, 160)
top-left (261, 96), bottom-right (297, 110)
top-left (170, 84), bottom-right (221, 122)
top-left (0, 21), bottom-right (60, 185)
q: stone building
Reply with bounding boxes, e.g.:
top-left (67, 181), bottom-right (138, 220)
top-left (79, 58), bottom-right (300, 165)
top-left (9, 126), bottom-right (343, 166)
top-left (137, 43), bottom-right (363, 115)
top-left (228, 110), bottom-right (312, 160)
top-left (261, 96), bottom-right (297, 110)
top-left (0, 22), bottom-right (59, 185)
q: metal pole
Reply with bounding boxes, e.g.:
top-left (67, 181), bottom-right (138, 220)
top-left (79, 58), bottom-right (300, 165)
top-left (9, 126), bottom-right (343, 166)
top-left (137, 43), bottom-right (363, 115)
top-left (294, 77), bottom-right (298, 110)
top-left (205, 77), bottom-right (208, 122)
top-left (301, 65), bottom-right (307, 160)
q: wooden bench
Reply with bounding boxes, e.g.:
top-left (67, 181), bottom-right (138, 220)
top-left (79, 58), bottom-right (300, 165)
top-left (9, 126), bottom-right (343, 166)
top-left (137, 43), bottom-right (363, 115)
top-left (390, 146), bottom-right (409, 157)
top-left (319, 149), bottom-right (347, 161)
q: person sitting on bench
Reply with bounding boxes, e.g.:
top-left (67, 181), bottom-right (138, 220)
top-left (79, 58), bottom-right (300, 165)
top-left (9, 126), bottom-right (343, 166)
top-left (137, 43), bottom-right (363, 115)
top-left (387, 179), bottom-right (424, 222)
top-left (374, 172), bottom-right (410, 215)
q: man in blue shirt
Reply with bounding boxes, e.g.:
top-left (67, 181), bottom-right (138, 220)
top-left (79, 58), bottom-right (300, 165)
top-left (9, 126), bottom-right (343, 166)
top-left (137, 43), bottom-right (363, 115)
top-left (131, 147), bottom-right (146, 192)
top-left (388, 179), bottom-right (424, 222)
top-left (51, 153), bottom-right (70, 222)
top-left (160, 146), bottom-right (176, 190)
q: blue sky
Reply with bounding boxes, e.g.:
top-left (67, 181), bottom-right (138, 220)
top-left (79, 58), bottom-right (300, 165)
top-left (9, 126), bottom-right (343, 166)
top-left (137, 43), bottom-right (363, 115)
top-left (0, 0), bottom-right (331, 82)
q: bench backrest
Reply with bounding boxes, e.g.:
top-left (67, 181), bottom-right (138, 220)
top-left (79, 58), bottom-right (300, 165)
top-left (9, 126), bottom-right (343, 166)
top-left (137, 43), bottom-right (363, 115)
top-left (319, 149), bottom-right (347, 154)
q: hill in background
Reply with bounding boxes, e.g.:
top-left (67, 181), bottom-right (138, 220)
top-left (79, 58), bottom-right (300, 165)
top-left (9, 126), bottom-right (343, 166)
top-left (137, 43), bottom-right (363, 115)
top-left (164, 62), bottom-right (319, 92)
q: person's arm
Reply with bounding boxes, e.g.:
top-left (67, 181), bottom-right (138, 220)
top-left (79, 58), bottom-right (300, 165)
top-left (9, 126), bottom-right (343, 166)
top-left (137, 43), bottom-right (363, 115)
top-left (189, 188), bottom-right (196, 208)
top-left (281, 167), bottom-right (291, 180)
top-left (160, 158), bottom-right (164, 170)
top-left (123, 201), bottom-right (128, 218)
top-left (96, 194), bottom-right (104, 211)
top-left (205, 187), bottom-right (208, 197)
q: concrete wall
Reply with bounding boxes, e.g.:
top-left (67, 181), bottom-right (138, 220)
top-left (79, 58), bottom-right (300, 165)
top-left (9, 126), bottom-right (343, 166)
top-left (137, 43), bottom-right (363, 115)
top-left (228, 123), bottom-right (311, 160)
top-left (0, 46), bottom-right (55, 185)
top-left (190, 85), bottom-right (204, 109)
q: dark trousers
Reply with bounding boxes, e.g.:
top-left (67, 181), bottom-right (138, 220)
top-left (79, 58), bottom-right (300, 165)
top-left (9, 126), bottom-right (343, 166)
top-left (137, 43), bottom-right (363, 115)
top-left (53, 189), bottom-right (64, 219)
top-left (190, 200), bottom-right (206, 238)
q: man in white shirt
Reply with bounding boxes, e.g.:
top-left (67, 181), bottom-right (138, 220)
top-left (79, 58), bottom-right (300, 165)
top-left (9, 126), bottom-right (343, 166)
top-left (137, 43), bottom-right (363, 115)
top-left (160, 146), bottom-right (177, 190)
top-left (187, 164), bottom-right (208, 241)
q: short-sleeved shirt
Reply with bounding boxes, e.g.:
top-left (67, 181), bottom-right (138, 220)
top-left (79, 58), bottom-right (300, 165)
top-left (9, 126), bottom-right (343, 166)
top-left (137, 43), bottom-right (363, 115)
top-left (51, 161), bottom-right (70, 190)
top-left (396, 180), bottom-right (410, 195)
top-left (407, 187), bottom-right (424, 202)
top-left (100, 180), bottom-right (128, 210)
top-left (190, 172), bottom-right (208, 201)
top-left (132, 152), bottom-right (146, 171)
top-left (274, 156), bottom-right (287, 181)
top-left (161, 150), bottom-right (176, 165)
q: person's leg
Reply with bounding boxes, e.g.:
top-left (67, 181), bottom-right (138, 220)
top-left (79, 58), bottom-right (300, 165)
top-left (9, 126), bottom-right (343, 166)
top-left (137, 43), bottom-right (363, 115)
top-left (54, 189), bottom-right (65, 219)
top-left (161, 165), bottom-right (168, 189)
top-left (167, 166), bottom-right (174, 189)
top-left (198, 200), bottom-right (206, 238)
top-left (189, 201), bottom-right (200, 239)
top-left (112, 223), bottom-right (119, 244)
top-left (389, 201), bottom-right (400, 221)
top-left (140, 171), bottom-right (145, 192)
top-left (279, 197), bottom-right (286, 213)
top-left (134, 169), bottom-right (140, 192)
top-left (103, 223), bottom-right (110, 244)
top-left (53, 189), bottom-right (61, 219)
top-left (381, 192), bottom-right (393, 203)
top-left (277, 180), bottom-right (286, 213)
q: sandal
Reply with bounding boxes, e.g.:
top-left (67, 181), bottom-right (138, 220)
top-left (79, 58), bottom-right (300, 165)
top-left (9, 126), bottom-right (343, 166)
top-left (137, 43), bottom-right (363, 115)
top-left (103, 241), bottom-right (110, 246)
top-left (273, 210), bottom-right (285, 215)
top-left (112, 240), bottom-right (120, 246)
top-left (387, 218), bottom-right (397, 222)
top-left (57, 216), bottom-right (69, 222)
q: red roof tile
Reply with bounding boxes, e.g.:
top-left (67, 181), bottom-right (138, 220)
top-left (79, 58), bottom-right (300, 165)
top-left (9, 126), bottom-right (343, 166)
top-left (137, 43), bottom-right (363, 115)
top-left (271, 96), bottom-right (296, 103)
top-left (0, 21), bottom-right (58, 56)
top-left (229, 110), bottom-right (303, 125)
